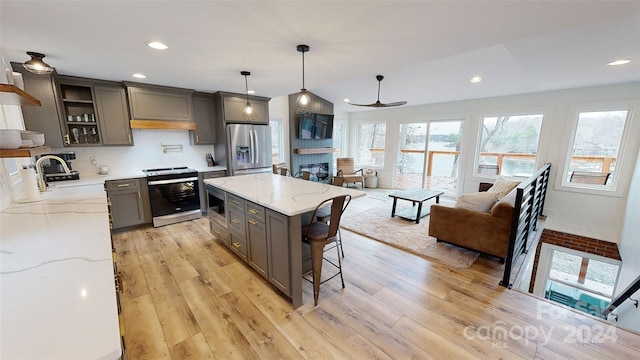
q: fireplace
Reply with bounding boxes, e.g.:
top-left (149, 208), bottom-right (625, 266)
top-left (299, 162), bottom-right (329, 181)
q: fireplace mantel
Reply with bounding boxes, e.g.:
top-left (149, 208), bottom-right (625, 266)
top-left (294, 147), bottom-right (334, 155)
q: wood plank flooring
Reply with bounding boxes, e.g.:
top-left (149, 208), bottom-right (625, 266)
top-left (112, 195), bottom-right (640, 359)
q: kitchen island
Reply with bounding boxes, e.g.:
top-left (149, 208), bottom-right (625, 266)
top-left (0, 183), bottom-right (122, 359)
top-left (204, 173), bottom-right (366, 308)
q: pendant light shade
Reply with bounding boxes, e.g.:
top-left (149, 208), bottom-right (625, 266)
top-left (296, 44), bottom-right (311, 115)
top-left (241, 71), bottom-right (256, 121)
top-left (23, 51), bottom-right (54, 75)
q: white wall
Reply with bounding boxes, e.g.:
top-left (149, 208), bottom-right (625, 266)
top-left (614, 145), bottom-right (640, 331)
top-left (349, 82), bottom-right (640, 243)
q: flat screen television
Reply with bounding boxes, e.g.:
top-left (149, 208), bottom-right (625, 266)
top-left (299, 113), bottom-right (334, 139)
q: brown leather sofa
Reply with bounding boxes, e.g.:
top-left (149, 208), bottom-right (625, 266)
top-left (428, 188), bottom-right (517, 262)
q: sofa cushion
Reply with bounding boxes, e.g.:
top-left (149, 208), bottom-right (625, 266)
top-left (487, 177), bottom-right (520, 199)
top-left (455, 192), bottom-right (500, 212)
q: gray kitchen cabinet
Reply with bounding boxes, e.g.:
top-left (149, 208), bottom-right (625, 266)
top-left (246, 201), bottom-right (268, 279)
top-left (56, 77), bottom-right (133, 147)
top-left (125, 83), bottom-right (193, 121)
top-left (214, 91), bottom-right (270, 124)
top-left (199, 170), bottom-right (226, 214)
top-left (94, 85), bottom-right (133, 145)
top-left (11, 63), bottom-right (65, 148)
top-left (206, 187), bottom-right (291, 296)
top-left (209, 218), bottom-right (229, 248)
top-left (190, 93), bottom-right (216, 144)
top-left (227, 194), bottom-right (247, 260)
top-left (106, 178), bottom-right (147, 230)
top-left (266, 209), bottom-right (291, 294)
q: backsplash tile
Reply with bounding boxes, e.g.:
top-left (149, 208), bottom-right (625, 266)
top-left (51, 129), bottom-right (217, 176)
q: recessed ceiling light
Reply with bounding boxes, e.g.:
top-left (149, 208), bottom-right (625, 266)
top-left (146, 41), bottom-right (168, 50)
top-left (470, 76), bottom-right (482, 83)
top-left (344, 98), bottom-right (350, 103)
top-left (132, 73), bottom-right (146, 79)
top-left (247, 90), bottom-right (255, 95)
top-left (607, 59), bottom-right (630, 66)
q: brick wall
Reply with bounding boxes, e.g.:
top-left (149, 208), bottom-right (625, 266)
top-left (528, 229), bottom-right (621, 293)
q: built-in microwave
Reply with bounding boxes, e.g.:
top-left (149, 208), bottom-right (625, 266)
top-left (206, 184), bottom-right (226, 227)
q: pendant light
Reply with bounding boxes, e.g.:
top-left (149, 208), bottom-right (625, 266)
top-left (241, 71), bottom-right (256, 121)
top-left (296, 44), bottom-right (311, 114)
top-left (23, 51), bottom-right (54, 75)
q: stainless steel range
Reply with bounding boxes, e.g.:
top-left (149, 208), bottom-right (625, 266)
top-left (142, 167), bottom-right (201, 227)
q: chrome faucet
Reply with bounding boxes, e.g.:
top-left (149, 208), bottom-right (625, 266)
top-left (35, 155), bottom-right (71, 192)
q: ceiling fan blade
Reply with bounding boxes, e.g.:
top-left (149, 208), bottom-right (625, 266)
top-left (348, 102), bottom-right (381, 107)
top-left (377, 101), bottom-right (407, 107)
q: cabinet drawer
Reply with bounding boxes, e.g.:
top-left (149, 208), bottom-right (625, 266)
top-left (227, 194), bottom-right (245, 210)
top-left (227, 208), bottom-right (245, 234)
top-left (229, 228), bottom-right (247, 261)
top-left (245, 201), bottom-right (265, 222)
top-left (203, 170), bottom-right (226, 179)
top-left (106, 178), bottom-right (140, 191)
top-left (209, 219), bottom-right (229, 245)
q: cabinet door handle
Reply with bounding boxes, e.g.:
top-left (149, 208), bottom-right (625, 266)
top-left (64, 133), bottom-right (70, 145)
top-left (231, 218), bottom-right (240, 224)
top-left (137, 190), bottom-right (141, 200)
top-left (128, 134), bottom-right (132, 144)
top-left (196, 135), bottom-right (199, 143)
top-left (230, 200), bottom-right (239, 205)
top-left (248, 208), bottom-right (258, 214)
top-left (117, 184), bottom-right (130, 187)
top-left (214, 229), bottom-right (222, 235)
top-left (248, 219), bottom-right (258, 225)
top-left (232, 242), bottom-right (241, 248)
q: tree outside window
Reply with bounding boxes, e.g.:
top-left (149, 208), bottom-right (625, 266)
top-left (565, 110), bottom-right (627, 186)
top-left (356, 123), bottom-right (386, 166)
top-left (478, 114), bottom-right (543, 177)
top-left (269, 118), bottom-right (283, 164)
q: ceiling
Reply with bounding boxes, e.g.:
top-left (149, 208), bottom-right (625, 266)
top-left (2, 1), bottom-right (639, 113)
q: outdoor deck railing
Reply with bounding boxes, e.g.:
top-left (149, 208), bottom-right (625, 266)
top-left (365, 148), bottom-right (615, 175)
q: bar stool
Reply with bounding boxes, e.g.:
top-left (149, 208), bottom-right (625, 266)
top-left (315, 177), bottom-right (348, 258)
top-left (302, 194), bottom-right (351, 305)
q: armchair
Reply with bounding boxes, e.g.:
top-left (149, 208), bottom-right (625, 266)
top-left (336, 158), bottom-right (364, 188)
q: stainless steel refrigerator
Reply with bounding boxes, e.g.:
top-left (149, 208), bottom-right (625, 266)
top-left (226, 124), bottom-right (273, 175)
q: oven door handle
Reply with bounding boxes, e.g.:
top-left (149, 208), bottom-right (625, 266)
top-left (148, 176), bottom-right (198, 186)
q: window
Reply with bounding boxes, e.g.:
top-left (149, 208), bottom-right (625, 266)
top-left (476, 114), bottom-right (543, 177)
top-left (356, 122), bottom-right (386, 167)
top-left (332, 121), bottom-right (346, 169)
top-left (562, 109), bottom-right (630, 190)
top-left (0, 104), bottom-right (28, 185)
top-left (269, 118), bottom-right (284, 164)
top-left (541, 247), bottom-right (621, 319)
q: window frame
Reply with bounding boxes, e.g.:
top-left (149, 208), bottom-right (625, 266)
top-left (269, 117), bottom-right (284, 164)
top-left (554, 102), bottom-right (637, 198)
top-left (331, 119), bottom-right (347, 170)
top-left (533, 243), bottom-right (622, 302)
top-left (473, 111), bottom-right (545, 180)
top-left (354, 120), bottom-right (387, 169)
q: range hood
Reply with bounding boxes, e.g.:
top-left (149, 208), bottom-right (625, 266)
top-left (129, 119), bottom-right (196, 130)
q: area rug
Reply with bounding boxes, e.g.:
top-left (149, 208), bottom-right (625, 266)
top-left (340, 205), bottom-right (480, 269)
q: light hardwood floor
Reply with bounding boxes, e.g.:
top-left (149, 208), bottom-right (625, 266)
top-left (113, 195), bottom-right (640, 359)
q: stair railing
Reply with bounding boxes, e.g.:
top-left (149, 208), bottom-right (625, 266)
top-left (602, 274), bottom-right (640, 320)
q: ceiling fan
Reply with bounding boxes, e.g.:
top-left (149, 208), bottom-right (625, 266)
top-left (349, 75), bottom-right (407, 108)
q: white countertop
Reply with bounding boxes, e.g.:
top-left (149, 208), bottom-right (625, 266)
top-left (0, 184), bottom-right (122, 360)
top-left (204, 173), bottom-right (366, 216)
top-left (50, 166), bottom-right (227, 189)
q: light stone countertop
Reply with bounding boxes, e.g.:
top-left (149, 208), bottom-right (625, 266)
top-left (0, 183), bottom-right (122, 360)
top-left (204, 173), bottom-right (366, 216)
